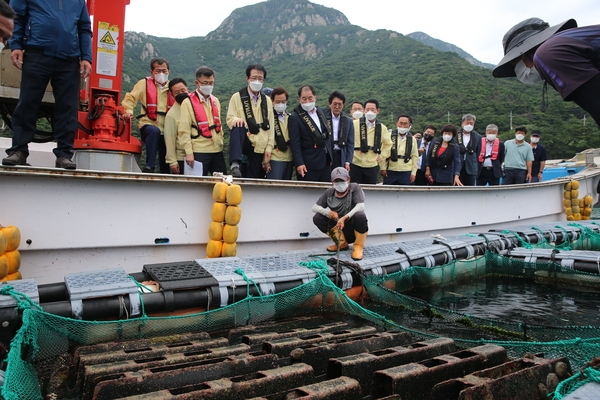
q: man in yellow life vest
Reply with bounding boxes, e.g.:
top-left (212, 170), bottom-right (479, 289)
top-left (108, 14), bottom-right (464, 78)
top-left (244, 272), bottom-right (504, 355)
top-left (122, 57), bottom-right (174, 173)
top-left (163, 78), bottom-right (189, 174)
top-left (226, 64), bottom-right (275, 178)
top-left (177, 66), bottom-right (225, 176)
top-left (381, 114), bottom-right (419, 185)
top-left (350, 99), bottom-right (392, 184)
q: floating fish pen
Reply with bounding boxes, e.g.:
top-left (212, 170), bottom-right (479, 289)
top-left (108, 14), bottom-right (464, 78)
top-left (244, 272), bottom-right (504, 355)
top-left (1, 221), bottom-right (600, 399)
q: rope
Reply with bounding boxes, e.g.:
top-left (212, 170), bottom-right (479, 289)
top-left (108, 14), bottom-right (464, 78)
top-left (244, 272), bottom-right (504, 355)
top-left (233, 268), bottom-right (264, 298)
top-left (553, 367), bottom-right (600, 399)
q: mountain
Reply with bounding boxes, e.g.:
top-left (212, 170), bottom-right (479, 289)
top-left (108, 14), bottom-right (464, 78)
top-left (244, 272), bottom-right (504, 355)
top-left (119, 0), bottom-right (599, 159)
top-left (407, 31), bottom-right (495, 70)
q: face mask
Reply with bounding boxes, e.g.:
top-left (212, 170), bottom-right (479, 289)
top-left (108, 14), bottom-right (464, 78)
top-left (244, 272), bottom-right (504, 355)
top-left (515, 134), bottom-right (525, 141)
top-left (531, 137), bottom-right (540, 143)
top-left (486, 134), bottom-right (497, 141)
top-left (154, 73), bottom-right (168, 85)
top-left (175, 93), bottom-right (188, 104)
top-left (249, 80), bottom-right (263, 92)
top-left (423, 133), bottom-right (434, 142)
top-left (462, 124), bottom-right (473, 133)
top-left (514, 59), bottom-right (544, 85)
top-left (398, 127), bottom-right (410, 135)
top-left (365, 111), bottom-right (377, 121)
top-left (301, 102), bottom-right (315, 112)
top-left (274, 103), bottom-right (287, 113)
top-left (352, 111), bottom-right (364, 119)
top-left (442, 134), bottom-right (452, 142)
top-left (333, 181), bottom-right (349, 193)
top-left (199, 85), bottom-right (213, 96)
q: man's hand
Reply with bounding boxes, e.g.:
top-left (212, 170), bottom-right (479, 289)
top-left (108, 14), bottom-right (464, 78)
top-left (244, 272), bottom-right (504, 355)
top-left (537, 172), bottom-right (542, 181)
top-left (526, 173), bottom-right (532, 182)
top-left (80, 60), bottom-right (91, 79)
top-left (410, 174), bottom-right (416, 183)
top-left (263, 161), bottom-right (271, 173)
top-left (123, 113), bottom-right (133, 122)
top-left (170, 164), bottom-right (180, 174)
top-left (380, 169), bottom-right (388, 178)
top-left (335, 216), bottom-right (347, 230)
top-left (297, 165), bottom-right (307, 177)
top-left (328, 211), bottom-right (339, 221)
top-left (233, 118), bottom-right (247, 128)
top-left (185, 154), bottom-right (194, 167)
top-left (345, 163), bottom-right (351, 172)
top-left (11, 50), bottom-right (23, 70)
top-left (453, 176), bottom-right (464, 186)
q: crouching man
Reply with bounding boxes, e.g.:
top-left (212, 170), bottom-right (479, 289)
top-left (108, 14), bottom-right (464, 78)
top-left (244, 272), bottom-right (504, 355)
top-left (312, 167), bottom-right (368, 260)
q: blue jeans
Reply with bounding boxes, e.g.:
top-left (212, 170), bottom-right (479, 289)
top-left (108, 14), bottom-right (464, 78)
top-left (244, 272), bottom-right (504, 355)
top-left (140, 124), bottom-right (168, 172)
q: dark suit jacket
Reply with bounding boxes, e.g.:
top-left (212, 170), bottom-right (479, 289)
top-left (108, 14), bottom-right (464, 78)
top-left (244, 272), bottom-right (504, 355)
top-left (477, 140), bottom-right (505, 179)
top-left (289, 106), bottom-right (332, 171)
top-left (457, 129), bottom-right (482, 176)
top-left (425, 138), bottom-right (462, 184)
top-left (325, 110), bottom-right (355, 166)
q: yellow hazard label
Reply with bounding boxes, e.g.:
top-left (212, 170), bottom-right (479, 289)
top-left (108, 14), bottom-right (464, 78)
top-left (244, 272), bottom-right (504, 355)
top-left (99, 31), bottom-right (116, 45)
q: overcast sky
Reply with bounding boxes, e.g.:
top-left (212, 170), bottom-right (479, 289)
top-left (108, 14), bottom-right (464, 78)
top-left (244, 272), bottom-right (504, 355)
top-left (124, 0), bottom-right (599, 65)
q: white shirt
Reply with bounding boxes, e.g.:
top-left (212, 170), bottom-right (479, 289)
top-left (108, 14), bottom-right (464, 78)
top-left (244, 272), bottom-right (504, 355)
top-left (308, 108), bottom-right (321, 131)
top-left (462, 133), bottom-right (471, 160)
top-left (417, 140), bottom-right (430, 169)
top-left (483, 141), bottom-right (493, 168)
top-left (331, 113), bottom-right (341, 150)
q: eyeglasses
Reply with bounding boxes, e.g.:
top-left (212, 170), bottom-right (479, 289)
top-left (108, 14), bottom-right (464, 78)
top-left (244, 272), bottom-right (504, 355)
top-left (249, 76), bottom-right (264, 82)
top-left (197, 81), bottom-right (214, 86)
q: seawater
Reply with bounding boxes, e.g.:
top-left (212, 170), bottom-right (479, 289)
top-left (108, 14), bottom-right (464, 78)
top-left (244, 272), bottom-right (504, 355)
top-left (403, 277), bottom-right (600, 327)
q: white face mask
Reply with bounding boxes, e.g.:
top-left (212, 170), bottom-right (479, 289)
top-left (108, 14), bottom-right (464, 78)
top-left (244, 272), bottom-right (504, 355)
top-left (199, 85), bottom-right (213, 96)
top-left (274, 103), bottom-right (287, 113)
top-left (249, 80), bottom-right (263, 92)
top-left (154, 73), bottom-right (168, 85)
top-left (486, 134), bottom-right (497, 141)
top-left (442, 134), bottom-right (453, 142)
top-left (333, 181), bottom-right (349, 193)
top-left (515, 134), bottom-right (525, 141)
top-left (398, 127), bottom-right (410, 135)
top-left (514, 59), bottom-right (544, 85)
top-left (352, 111), bottom-right (364, 119)
top-left (365, 111), bottom-right (377, 121)
top-left (462, 124), bottom-right (474, 133)
top-left (301, 102), bottom-right (315, 112)
top-left (531, 137), bottom-right (540, 143)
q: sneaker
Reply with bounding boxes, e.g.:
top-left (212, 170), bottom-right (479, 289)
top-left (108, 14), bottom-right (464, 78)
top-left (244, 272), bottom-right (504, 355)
top-left (142, 166), bottom-right (154, 173)
top-left (2, 151), bottom-right (27, 166)
top-left (55, 157), bottom-right (76, 170)
top-left (230, 165), bottom-right (242, 178)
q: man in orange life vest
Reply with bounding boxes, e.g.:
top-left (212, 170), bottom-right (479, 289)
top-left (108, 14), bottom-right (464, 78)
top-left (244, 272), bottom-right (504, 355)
top-left (476, 124), bottom-right (505, 186)
top-left (122, 57), bottom-right (174, 173)
top-left (177, 66), bottom-right (225, 175)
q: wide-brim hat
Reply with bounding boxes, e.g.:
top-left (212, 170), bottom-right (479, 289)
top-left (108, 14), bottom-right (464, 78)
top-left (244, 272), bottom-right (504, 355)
top-left (493, 18), bottom-right (577, 78)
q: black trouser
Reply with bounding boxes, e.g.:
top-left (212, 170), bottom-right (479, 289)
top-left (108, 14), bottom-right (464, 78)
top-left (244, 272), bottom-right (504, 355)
top-left (331, 149), bottom-right (343, 169)
top-left (477, 167), bottom-right (500, 186)
top-left (414, 169), bottom-right (428, 186)
top-left (503, 168), bottom-right (527, 184)
top-left (8, 52), bottom-right (79, 159)
top-left (193, 152), bottom-right (226, 176)
top-left (350, 164), bottom-right (379, 184)
top-left (568, 73), bottom-right (600, 129)
top-left (313, 211), bottom-right (368, 243)
top-left (297, 164), bottom-right (331, 183)
top-left (459, 164), bottom-right (476, 186)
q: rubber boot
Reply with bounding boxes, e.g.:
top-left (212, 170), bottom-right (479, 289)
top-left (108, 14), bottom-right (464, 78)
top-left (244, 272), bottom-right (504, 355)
top-left (327, 230), bottom-right (348, 252)
top-left (351, 231), bottom-right (367, 260)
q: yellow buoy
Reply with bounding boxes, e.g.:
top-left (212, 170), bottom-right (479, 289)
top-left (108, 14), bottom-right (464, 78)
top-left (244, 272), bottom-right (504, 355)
top-left (4, 250), bottom-right (20, 274)
top-left (574, 213), bottom-right (582, 221)
top-left (572, 205), bottom-right (581, 214)
top-left (223, 224), bottom-right (239, 244)
top-left (221, 242), bottom-right (237, 257)
top-left (226, 184), bottom-right (243, 206)
top-left (206, 240), bottom-right (223, 258)
top-left (0, 255), bottom-right (8, 280)
top-left (566, 215), bottom-right (575, 221)
top-left (0, 226), bottom-right (20, 252)
top-left (211, 203), bottom-right (227, 223)
top-left (571, 180), bottom-right (580, 190)
top-left (208, 222), bottom-right (224, 241)
top-left (563, 199), bottom-right (572, 208)
top-left (212, 182), bottom-right (228, 203)
top-left (571, 198), bottom-right (579, 206)
top-left (0, 271), bottom-right (22, 282)
top-left (564, 182), bottom-right (572, 191)
top-left (225, 205), bottom-right (242, 225)
top-left (571, 189), bottom-right (579, 199)
top-left (564, 191), bottom-right (571, 200)
top-left (584, 195), bottom-right (594, 206)
top-left (579, 198), bottom-right (585, 208)
top-left (565, 207), bottom-right (573, 216)
top-left (0, 231), bottom-right (6, 255)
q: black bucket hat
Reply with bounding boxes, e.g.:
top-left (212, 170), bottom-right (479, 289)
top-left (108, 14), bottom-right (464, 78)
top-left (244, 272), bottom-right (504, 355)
top-left (492, 17), bottom-right (577, 78)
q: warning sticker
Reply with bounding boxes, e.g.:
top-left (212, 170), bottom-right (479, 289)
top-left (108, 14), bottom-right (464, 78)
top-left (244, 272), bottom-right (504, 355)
top-left (96, 21), bottom-right (119, 77)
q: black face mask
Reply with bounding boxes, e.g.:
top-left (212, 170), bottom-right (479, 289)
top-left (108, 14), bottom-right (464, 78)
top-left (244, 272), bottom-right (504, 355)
top-left (175, 93), bottom-right (189, 104)
top-left (424, 133), bottom-right (434, 142)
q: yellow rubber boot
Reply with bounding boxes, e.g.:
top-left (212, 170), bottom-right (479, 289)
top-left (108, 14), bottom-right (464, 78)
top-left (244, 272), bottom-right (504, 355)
top-left (327, 230), bottom-right (348, 252)
top-left (351, 231), bottom-right (367, 260)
